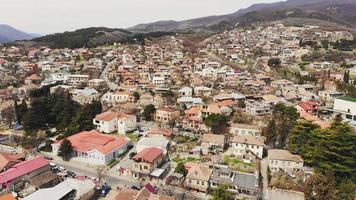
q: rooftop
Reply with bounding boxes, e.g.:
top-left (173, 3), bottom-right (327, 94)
top-left (338, 96), bottom-right (356, 103)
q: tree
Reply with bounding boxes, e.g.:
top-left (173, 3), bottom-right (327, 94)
top-left (204, 114), bottom-right (229, 134)
top-left (1, 106), bottom-right (15, 128)
top-left (210, 184), bottom-right (234, 200)
top-left (288, 121), bottom-right (319, 155)
top-left (96, 165), bottom-right (108, 184)
top-left (58, 138), bottom-right (74, 161)
top-left (175, 162), bottom-right (187, 176)
top-left (133, 92), bottom-right (140, 102)
top-left (265, 103), bottom-right (299, 148)
top-left (142, 104), bottom-right (156, 121)
top-left (344, 70), bottom-right (350, 84)
top-left (14, 99), bottom-right (28, 124)
top-left (304, 172), bottom-right (337, 200)
top-left (336, 179), bottom-right (356, 200)
top-left (268, 58), bottom-right (281, 68)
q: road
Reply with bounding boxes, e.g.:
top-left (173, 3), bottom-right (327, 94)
top-left (100, 58), bottom-right (118, 90)
top-left (261, 157), bottom-right (269, 200)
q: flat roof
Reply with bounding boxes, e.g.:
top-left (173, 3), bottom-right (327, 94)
top-left (338, 96), bottom-right (356, 103)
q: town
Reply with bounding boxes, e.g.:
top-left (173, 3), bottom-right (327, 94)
top-left (0, 21), bottom-right (355, 200)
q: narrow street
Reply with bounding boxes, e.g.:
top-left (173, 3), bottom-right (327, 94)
top-left (261, 157), bottom-right (269, 200)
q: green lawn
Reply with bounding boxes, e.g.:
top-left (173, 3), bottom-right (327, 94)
top-left (224, 155), bottom-right (257, 173)
top-left (126, 132), bottom-right (139, 143)
top-left (173, 157), bottom-right (201, 164)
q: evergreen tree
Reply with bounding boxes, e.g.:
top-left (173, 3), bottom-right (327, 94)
top-left (210, 184), bottom-right (234, 200)
top-left (304, 172), bottom-right (337, 200)
top-left (204, 114), bottom-right (229, 134)
top-left (343, 70), bottom-right (350, 84)
top-left (58, 138), bottom-right (74, 161)
top-left (142, 104), bottom-right (156, 121)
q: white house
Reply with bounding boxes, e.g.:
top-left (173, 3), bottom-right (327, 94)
top-left (52, 130), bottom-right (131, 165)
top-left (230, 124), bottom-right (262, 137)
top-left (178, 87), bottom-right (193, 97)
top-left (93, 111), bottom-right (137, 134)
top-left (232, 135), bottom-right (264, 159)
top-left (332, 97), bottom-right (356, 127)
top-left (268, 149), bottom-right (304, 174)
top-left (136, 136), bottom-right (169, 154)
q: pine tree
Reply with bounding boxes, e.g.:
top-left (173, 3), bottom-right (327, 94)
top-left (343, 70), bottom-right (350, 84)
top-left (58, 138), bottom-right (74, 161)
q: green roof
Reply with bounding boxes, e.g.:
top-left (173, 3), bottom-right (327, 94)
top-left (339, 96), bottom-right (356, 103)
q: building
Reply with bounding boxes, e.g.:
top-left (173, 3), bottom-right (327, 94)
top-left (245, 101), bottom-right (271, 116)
top-left (154, 107), bottom-right (179, 124)
top-left (318, 90), bottom-right (343, 102)
top-left (230, 124), bottom-right (262, 137)
top-left (201, 134), bottom-right (226, 154)
top-left (295, 101), bottom-right (319, 116)
top-left (67, 74), bottom-right (89, 85)
top-left (0, 157), bottom-right (50, 191)
top-left (93, 111), bottom-right (137, 134)
top-left (104, 187), bottom-right (174, 200)
top-left (23, 178), bottom-right (95, 200)
top-left (184, 164), bottom-right (212, 192)
top-left (52, 130), bottom-right (131, 165)
top-left (0, 152), bottom-right (25, 172)
top-left (332, 97), bottom-right (356, 127)
top-left (136, 136), bottom-right (169, 154)
top-left (232, 135), bottom-right (264, 159)
top-left (178, 87), bottom-right (193, 97)
top-left (209, 165), bottom-right (259, 197)
top-left (268, 149), bottom-right (304, 174)
top-left (70, 88), bottom-right (100, 105)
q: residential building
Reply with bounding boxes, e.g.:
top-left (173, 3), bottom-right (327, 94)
top-left (184, 164), bottom-right (212, 192)
top-left (332, 97), bottom-right (356, 127)
top-left (93, 111), bottom-right (137, 134)
top-left (232, 135), bottom-right (265, 159)
top-left (230, 124), bottom-right (262, 137)
top-left (136, 136), bottom-right (169, 154)
top-left (268, 149), bottom-right (304, 173)
top-left (0, 157), bottom-right (50, 191)
top-left (0, 152), bottom-right (25, 172)
top-left (70, 88), bottom-right (100, 105)
top-left (245, 101), bottom-right (271, 116)
top-left (295, 101), bottom-right (319, 116)
top-left (178, 87), bottom-right (193, 97)
top-left (154, 107), bottom-right (179, 124)
top-left (52, 130), bottom-right (131, 165)
top-left (201, 134), bottom-right (226, 154)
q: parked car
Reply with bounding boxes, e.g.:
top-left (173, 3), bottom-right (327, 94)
top-left (67, 171), bottom-right (76, 178)
top-left (100, 185), bottom-right (111, 197)
top-left (44, 156), bottom-right (53, 160)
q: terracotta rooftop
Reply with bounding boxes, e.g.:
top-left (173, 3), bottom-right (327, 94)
top-left (201, 134), bottom-right (225, 145)
top-left (186, 164), bottom-right (212, 181)
top-left (268, 149), bottom-right (303, 162)
top-left (57, 130), bottom-right (129, 155)
top-left (232, 135), bottom-right (265, 146)
top-left (133, 147), bottom-right (163, 164)
top-left (95, 111), bottom-right (133, 121)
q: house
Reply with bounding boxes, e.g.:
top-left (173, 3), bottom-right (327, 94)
top-left (177, 97), bottom-right (203, 107)
top-left (268, 149), bottom-right (304, 174)
top-left (119, 147), bottom-right (165, 182)
top-left (201, 134), bottom-right (226, 154)
top-left (271, 79), bottom-right (294, 89)
top-left (70, 88), bottom-right (100, 105)
top-left (67, 74), bottom-right (89, 85)
top-left (0, 152), bottom-right (25, 172)
top-left (147, 128), bottom-right (173, 138)
top-left (184, 164), bottom-right (212, 192)
top-left (232, 135), bottom-right (265, 160)
top-left (104, 187), bottom-right (174, 200)
top-left (0, 157), bottom-right (50, 191)
top-left (93, 111), bottom-right (137, 134)
top-left (154, 107), bottom-right (179, 124)
top-left (136, 136), bottom-right (169, 154)
top-left (230, 124), bottom-right (262, 137)
top-left (52, 130), bottom-right (131, 165)
top-left (331, 97), bottom-right (356, 127)
top-left (245, 101), bottom-right (271, 116)
top-left (178, 87), bottom-right (193, 97)
top-left (23, 178), bottom-right (95, 200)
top-left (101, 92), bottom-right (134, 105)
top-left (209, 165), bottom-right (259, 197)
top-left (24, 74), bottom-right (42, 85)
top-left (318, 90), bottom-right (343, 102)
top-left (194, 86), bottom-right (212, 97)
top-left (295, 101), bottom-right (319, 116)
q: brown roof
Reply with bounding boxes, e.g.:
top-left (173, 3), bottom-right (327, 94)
top-left (95, 111), bottom-right (133, 121)
top-left (147, 128), bottom-right (173, 137)
top-left (268, 149), bottom-right (303, 162)
top-left (133, 147), bottom-right (163, 164)
top-left (231, 123), bottom-right (260, 130)
top-left (0, 152), bottom-right (25, 171)
top-left (157, 107), bottom-right (177, 113)
top-left (30, 171), bottom-right (59, 187)
top-left (186, 164), bottom-right (212, 181)
top-left (0, 194), bottom-right (16, 200)
top-left (232, 135), bottom-right (265, 146)
top-left (201, 134), bottom-right (225, 145)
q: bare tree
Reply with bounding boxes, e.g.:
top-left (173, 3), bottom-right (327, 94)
top-left (96, 165), bottom-right (109, 184)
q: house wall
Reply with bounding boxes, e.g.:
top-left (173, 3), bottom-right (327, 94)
top-left (268, 159), bottom-right (303, 173)
top-left (230, 127), bottom-right (261, 137)
top-left (117, 116), bottom-right (137, 135)
top-left (333, 99), bottom-right (356, 126)
top-left (93, 119), bottom-right (117, 134)
top-left (185, 179), bottom-right (209, 192)
top-left (232, 143), bottom-right (263, 159)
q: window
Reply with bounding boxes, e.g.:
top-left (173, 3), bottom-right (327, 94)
top-left (144, 166), bottom-right (148, 170)
top-left (346, 114), bottom-right (352, 120)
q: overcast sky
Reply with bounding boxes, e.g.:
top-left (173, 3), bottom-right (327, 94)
top-left (1, 0), bottom-right (279, 34)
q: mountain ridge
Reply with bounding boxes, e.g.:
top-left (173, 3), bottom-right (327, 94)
top-left (0, 24), bottom-right (40, 43)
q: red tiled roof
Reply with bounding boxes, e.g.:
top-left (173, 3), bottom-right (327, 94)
top-left (133, 147), bottom-right (163, 164)
top-left (147, 128), bottom-right (173, 137)
top-left (0, 157), bottom-right (49, 185)
top-left (297, 101), bottom-right (319, 111)
top-left (0, 193), bottom-right (16, 200)
top-left (57, 130), bottom-right (129, 155)
top-left (0, 152), bottom-right (25, 171)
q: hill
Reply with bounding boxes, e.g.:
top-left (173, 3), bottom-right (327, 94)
top-left (32, 27), bottom-right (175, 49)
top-left (128, 0), bottom-right (356, 33)
top-left (0, 24), bottom-right (39, 43)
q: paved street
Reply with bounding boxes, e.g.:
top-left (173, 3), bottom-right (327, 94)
top-left (41, 152), bottom-right (139, 187)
